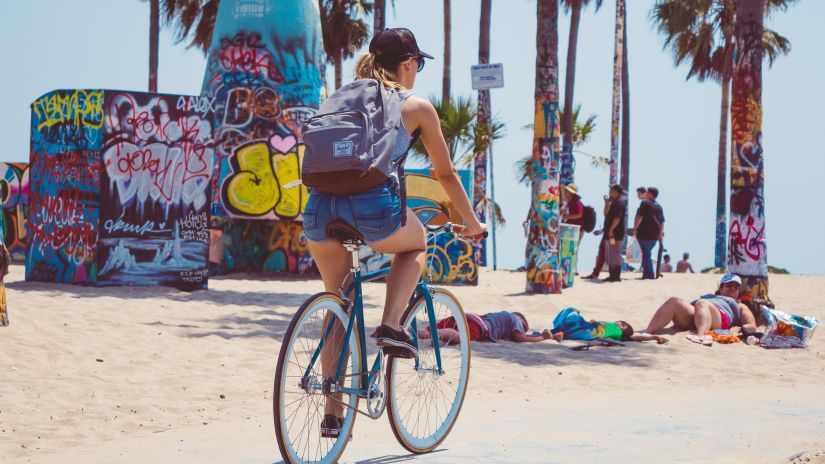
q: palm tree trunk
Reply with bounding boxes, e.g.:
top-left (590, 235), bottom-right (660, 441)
top-left (525, 0), bottom-right (562, 294)
top-left (442, 0), bottom-right (451, 102)
top-left (334, 53), bottom-right (342, 89)
top-left (620, 6), bottom-right (630, 192)
top-left (149, 0), bottom-right (159, 92)
top-left (608, 0), bottom-right (624, 187)
top-left (473, 0), bottom-right (492, 268)
top-left (715, 33), bottom-right (734, 269)
top-left (729, 0), bottom-right (768, 300)
top-left (373, 0), bottom-right (385, 35)
top-left (561, 2), bottom-right (581, 186)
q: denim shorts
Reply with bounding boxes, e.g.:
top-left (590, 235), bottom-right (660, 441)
top-left (302, 183), bottom-right (403, 243)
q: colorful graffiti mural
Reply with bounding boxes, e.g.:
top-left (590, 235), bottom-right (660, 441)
top-left (525, 0), bottom-right (563, 294)
top-left (213, 168), bottom-right (478, 284)
top-left (201, 0), bottom-right (323, 219)
top-left (0, 163), bottom-right (29, 261)
top-left (26, 89), bottom-right (214, 289)
top-left (728, 0), bottom-right (768, 300)
top-left (27, 90), bottom-right (102, 284)
top-left (559, 224), bottom-right (580, 288)
top-left (97, 91), bottom-right (214, 289)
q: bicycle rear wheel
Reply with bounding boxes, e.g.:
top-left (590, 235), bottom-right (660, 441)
top-left (386, 288), bottom-right (471, 453)
top-left (274, 292), bottom-right (360, 464)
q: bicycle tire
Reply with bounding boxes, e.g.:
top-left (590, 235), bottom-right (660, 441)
top-left (274, 292), bottom-right (361, 464)
top-left (386, 288), bottom-right (471, 453)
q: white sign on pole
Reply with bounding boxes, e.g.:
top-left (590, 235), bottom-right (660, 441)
top-left (471, 63), bottom-right (504, 90)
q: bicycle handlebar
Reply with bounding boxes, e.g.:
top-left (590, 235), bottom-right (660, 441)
top-left (425, 222), bottom-right (489, 240)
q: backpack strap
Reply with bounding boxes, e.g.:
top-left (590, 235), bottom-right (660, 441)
top-left (396, 128), bottom-right (421, 227)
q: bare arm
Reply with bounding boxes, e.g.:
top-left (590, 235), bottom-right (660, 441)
top-left (633, 214), bottom-right (642, 235)
top-left (410, 97), bottom-right (485, 237)
top-left (608, 217), bottom-right (621, 239)
top-left (630, 333), bottom-right (669, 344)
top-left (738, 304), bottom-right (758, 333)
top-left (513, 330), bottom-right (554, 343)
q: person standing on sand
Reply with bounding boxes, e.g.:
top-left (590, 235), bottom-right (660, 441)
top-left (561, 184), bottom-right (585, 243)
top-left (676, 253), bottom-right (694, 273)
top-left (0, 241), bottom-right (9, 327)
top-left (633, 186), bottom-right (665, 280)
top-left (583, 187), bottom-right (618, 280)
top-left (602, 184), bottom-right (627, 282)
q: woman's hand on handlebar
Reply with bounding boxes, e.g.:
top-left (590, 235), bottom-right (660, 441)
top-left (456, 221), bottom-right (487, 244)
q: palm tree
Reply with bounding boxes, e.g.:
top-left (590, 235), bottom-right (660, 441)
top-left (651, 0), bottom-right (795, 269)
top-left (159, 0), bottom-right (219, 55)
top-left (149, 0), bottom-right (159, 92)
top-left (608, 0), bottom-right (624, 187)
top-left (560, 0), bottom-right (602, 187)
top-left (319, 0), bottom-right (373, 89)
top-left (620, 6), bottom-right (630, 192)
top-left (729, 0), bottom-right (768, 300)
top-left (525, 0), bottom-right (561, 294)
top-left (517, 105), bottom-right (596, 185)
top-left (373, 0), bottom-right (385, 34)
top-left (473, 0), bottom-right (492, 267)
top-left (442, 0), bottom-right (452, 102)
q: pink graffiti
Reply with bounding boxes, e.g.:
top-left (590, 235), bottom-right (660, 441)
top-left (730, 215), bottom-right (765, 261)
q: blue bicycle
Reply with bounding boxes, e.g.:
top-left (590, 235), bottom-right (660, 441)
top-left (273, 218), bottom-right (473, 464)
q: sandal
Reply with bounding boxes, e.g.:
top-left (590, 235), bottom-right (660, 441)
top-left (686, 332), bottom-right (713, 346)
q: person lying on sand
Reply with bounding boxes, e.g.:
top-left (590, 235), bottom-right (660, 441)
top-left (549, 307), bottom-right (668, 344)
top-left (417, 310), bottom-right (564, 345)
top-left (641, 273), bottom-right (758, 346)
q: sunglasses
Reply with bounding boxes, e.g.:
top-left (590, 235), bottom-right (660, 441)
top-left (721, 282), bottom-right (740, 289)
top-left (411, 55), bottom-right (425, 72)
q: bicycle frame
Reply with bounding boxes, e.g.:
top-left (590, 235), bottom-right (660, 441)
top-left (303, 250), bottom-right (445, 400)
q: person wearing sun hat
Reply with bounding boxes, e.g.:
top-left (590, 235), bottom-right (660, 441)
top-left (639, 273), bottom-right (759, 346)
top-left (561, 183), bottom-right (586, 240)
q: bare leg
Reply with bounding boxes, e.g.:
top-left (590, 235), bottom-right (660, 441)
top-left (418, 327), bottom-right (461, 345)
top-left (368, 208), bottom-right (427, 330)
top-left (644, 297), bottom-right (696, 334)
top-left (693, 301), bottom-right (723, 335)
top-left (307, 238), bottom-right (351, 418)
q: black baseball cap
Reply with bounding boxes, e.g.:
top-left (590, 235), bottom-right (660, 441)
top-left (369, 28), bottom-right (434, 68)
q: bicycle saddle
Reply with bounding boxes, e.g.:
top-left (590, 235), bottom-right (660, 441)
top-left (325, 220), bottom-right (365, 245)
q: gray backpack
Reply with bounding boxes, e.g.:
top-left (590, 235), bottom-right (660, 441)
top-left (301, 79), bottom-right (417, 195)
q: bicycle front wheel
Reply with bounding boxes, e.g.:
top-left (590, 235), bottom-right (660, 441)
top-left (274, 292), bottom-right (361, 464)
top-left (386, 288), bottom-right (471, 453)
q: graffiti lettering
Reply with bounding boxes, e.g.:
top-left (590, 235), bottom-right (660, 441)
top-left (0, 163), bottom-right (29, 260)
top-left (221, 135), bottom-right (307, 219)
top-left (103, 214), bottom-right (170, 236)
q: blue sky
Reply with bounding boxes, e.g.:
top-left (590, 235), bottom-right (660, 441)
top-left (2, 0), bottom-right (824, 274)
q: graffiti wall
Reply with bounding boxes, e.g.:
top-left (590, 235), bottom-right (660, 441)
top-left (0, 162), bottom-right (29, 261)
top-left (27, 89), bottom-right (104, 283)
top-left (26, 89), bottom-right (214, 289)
top-left (97, 92), bottom-right (214, 289)
top-left (728, 2), bottom-right (768, 300)
top-left (201, 0), bottom-right (323, 220)
top-left (525, 0), bottom-right (563, 294)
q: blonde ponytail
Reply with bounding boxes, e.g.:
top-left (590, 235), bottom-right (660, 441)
top-left (355, 53), bottom-right (405, 90)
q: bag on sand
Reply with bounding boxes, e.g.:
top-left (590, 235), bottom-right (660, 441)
top-left (760, 306), bottom-right (819, 349)
top-left (302, 79), bottom-right (416, 195)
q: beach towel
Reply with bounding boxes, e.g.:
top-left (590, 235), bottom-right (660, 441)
top-left (760, 306), bottom-right (819, 349)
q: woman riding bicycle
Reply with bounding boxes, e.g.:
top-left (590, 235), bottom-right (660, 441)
top-left (301, 28), bottom-right (486, 436)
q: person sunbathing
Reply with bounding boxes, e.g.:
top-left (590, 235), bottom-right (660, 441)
top-left (418, 310), bottom-right (563, 344)
top-left (549, 307), bottom-right (668, 344)
top-left (641, 273), bottom-right (758, 346)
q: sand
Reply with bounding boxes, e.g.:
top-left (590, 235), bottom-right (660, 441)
top-left (2, 264), bottom-right (824, 464)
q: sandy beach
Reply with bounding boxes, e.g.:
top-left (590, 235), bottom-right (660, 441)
top-left (2, 265), bottom-right (824, 464)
